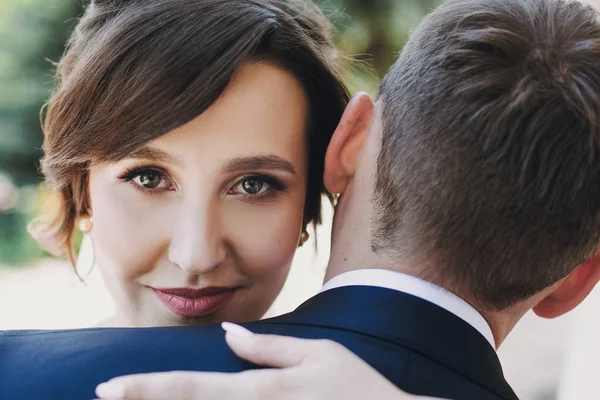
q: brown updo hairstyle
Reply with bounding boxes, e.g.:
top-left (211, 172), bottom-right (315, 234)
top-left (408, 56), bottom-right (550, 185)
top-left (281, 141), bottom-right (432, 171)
top-left (36, 0), bottom-right (351, 265)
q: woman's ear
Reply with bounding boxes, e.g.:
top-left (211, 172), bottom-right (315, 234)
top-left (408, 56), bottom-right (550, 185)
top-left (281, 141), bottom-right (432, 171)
top-left (323, 92), bottom-right (374, 195)
top-left (533, 254), bottom-right (600, 319)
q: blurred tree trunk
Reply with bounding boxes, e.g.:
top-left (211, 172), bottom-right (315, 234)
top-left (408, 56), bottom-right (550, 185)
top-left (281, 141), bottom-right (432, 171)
top-left (322, 0), bottom-right (442, 78)
top-left (0, 0), bottom-right (83, 186)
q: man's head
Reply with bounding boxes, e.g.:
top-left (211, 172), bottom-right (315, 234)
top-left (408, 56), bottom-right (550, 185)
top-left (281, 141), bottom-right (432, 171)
top-left (325, 0), bottom-right (600, 315)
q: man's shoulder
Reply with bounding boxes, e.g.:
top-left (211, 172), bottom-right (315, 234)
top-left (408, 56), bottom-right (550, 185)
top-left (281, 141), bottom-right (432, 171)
top-left (0, 325), bottom-right (248, 400)
top-left (401, 350), bottom-right (518, 400)
top-left (245, 320), bottom-right (515, 400)
top-left (251, 287), bottom-right (519, 400)
top-left (0, 325), bottom-right (234, 365)
top-left (0, 325), bottom-right (232, 360)
top-left (0, 325), bottom-right (223, 341)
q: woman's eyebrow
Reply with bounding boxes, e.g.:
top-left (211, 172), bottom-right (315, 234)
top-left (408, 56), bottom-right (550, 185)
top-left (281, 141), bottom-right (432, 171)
top-left (223, 155), bottom-right (296, 175)
top-left (125, 147), bottom-right (183, 167)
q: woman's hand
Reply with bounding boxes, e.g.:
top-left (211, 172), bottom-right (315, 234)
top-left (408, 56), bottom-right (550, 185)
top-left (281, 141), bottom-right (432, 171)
top-left (95, 323), bottom-right (444, 400)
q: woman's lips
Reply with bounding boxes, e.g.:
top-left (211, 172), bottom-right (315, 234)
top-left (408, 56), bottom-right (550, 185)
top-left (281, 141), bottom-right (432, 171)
top-left (153, 287), bottom-right (238, 317)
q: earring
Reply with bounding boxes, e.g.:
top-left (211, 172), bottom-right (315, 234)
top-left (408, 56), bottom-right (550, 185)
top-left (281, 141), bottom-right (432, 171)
top-left (299, 231), bottom-right (310, 247)
top-left (78, 214), bottom-right (94, 233)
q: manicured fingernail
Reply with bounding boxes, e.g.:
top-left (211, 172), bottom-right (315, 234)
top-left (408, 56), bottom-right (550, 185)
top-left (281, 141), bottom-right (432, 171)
top-left (95, 382), bottom-right (125, 398)
top-left (222, 322), bottom-right (254, 338)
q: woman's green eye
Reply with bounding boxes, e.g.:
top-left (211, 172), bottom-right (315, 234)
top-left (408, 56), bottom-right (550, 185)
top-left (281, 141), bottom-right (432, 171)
top-left (242, 178), bottom-right (264, 194)
top-left (134, 172), bottom-right (164, 189)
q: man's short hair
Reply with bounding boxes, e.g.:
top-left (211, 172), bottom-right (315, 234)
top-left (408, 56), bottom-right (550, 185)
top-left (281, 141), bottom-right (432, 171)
top-left (374, 0), bottom-right (600, 309)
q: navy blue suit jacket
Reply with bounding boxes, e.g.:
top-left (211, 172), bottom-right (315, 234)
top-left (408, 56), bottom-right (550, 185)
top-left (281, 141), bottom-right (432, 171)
top-left (0, 286), bottom-right (518, 400)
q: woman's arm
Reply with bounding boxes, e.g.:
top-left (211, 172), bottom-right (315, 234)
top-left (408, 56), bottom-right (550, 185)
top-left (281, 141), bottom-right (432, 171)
top-left (95, 323), bottom-right (445, 400)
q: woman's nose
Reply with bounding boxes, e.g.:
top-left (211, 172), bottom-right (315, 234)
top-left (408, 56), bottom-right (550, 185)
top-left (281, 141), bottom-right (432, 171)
top-left (167, 200), bottom-right (227, 275)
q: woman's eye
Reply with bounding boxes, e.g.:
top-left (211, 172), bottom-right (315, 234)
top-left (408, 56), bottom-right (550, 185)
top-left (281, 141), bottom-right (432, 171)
top-left (227, 175), bottom-right (286, 200)
top-left (241, 178), bottom-right (265, 195)
top-left (132, 171), bottom-right (168, 189)
top-left (228, 176), bottom-right (276, 197)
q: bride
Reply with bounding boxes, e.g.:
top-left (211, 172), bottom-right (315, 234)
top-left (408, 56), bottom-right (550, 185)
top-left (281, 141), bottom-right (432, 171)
top-left (36, 0), bottom-right (347, 328)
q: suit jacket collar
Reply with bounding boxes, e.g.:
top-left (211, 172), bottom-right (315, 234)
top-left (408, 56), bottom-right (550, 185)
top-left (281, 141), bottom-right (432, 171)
top-left (267, 286), bottom-right (517, 400)
top-left (320, 269), bottom-right (496, 348)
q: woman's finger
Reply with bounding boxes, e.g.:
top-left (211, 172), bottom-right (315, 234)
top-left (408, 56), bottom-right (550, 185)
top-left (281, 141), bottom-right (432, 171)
top-left (95, 369), bottom-right (281, 400)
top-left (222, 322), bottom-right (343, 368)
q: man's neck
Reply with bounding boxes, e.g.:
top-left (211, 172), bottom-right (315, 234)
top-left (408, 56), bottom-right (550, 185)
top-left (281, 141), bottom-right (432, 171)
top-left (326, 180), bottom-right (533, 348)
top-left (325, 252), bottom-right (538, 348)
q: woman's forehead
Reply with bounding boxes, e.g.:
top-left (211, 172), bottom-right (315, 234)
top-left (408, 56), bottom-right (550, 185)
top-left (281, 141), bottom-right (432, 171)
top-left (147, 64), bottom-right (309, 154)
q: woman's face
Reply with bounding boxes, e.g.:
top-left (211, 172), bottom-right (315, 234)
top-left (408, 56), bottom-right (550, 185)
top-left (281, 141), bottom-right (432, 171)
top-left (88, 63), bottom-right (309, 327)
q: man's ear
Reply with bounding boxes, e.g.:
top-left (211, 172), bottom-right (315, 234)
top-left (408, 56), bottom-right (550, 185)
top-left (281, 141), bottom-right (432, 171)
top-left (323, 92), bottom-right (374, 195)
top-left (533, 254), bottom-right (600, 319)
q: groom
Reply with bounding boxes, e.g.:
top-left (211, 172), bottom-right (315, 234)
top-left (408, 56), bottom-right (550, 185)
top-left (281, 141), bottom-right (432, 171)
top-left (4, 0), bottom-right (600, 399)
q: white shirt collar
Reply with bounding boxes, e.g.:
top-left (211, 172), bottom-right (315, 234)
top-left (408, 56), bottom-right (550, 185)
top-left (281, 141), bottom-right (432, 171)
top-left (320, 269), bottom-right (496, 349)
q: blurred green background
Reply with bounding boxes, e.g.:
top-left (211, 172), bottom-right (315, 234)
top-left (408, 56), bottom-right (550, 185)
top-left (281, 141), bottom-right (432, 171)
top-left (0, 0), bottom-right (442, 267)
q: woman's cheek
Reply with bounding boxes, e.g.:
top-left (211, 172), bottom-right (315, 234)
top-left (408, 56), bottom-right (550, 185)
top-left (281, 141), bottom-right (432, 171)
top-left (225, 199), bottom-right (304, 277)
top-left (90, 184), bottom-right (170, 279)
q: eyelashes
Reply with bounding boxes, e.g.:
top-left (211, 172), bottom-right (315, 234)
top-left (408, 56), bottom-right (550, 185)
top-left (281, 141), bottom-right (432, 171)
top-left (117, 167), bottom-right (160, 182)
top-left (228, 174), bottom-right (289, 202)
top-left (118, 167), bottom-right (174, 194)
top-left (117, 165), bottom-right (288, 201)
